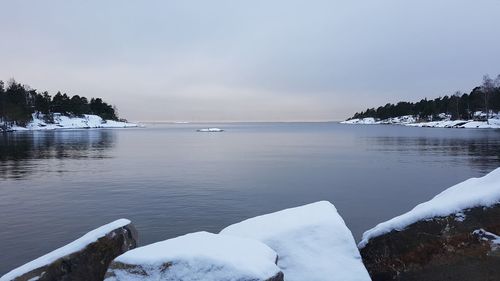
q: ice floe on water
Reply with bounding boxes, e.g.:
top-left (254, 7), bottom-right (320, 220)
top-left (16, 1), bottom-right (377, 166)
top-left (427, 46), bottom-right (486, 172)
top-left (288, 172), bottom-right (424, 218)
top-left (196, 128), bottom-right (224, 132)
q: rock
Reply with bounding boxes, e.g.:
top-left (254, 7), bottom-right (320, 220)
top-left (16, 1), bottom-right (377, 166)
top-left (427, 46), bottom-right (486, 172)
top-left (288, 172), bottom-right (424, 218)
top-left (360, 203), bottom-right (500, 281)
top-left (221, 201), bottom-right (371, 281)
top-left (1, 219), bottom-right (138, 281)
top-left (105, 231), bottom-right (283, 281)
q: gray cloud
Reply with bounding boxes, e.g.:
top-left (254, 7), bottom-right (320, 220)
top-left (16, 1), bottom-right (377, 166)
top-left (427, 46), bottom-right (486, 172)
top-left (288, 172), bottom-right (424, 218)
top-left (1, 0), bottom-right (499, 121)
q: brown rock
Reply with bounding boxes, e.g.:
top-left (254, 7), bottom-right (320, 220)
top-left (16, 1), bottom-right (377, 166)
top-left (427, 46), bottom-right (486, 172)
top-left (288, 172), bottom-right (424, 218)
top-left (360, 203), bottom-right (500, 281)
top-left (104, 231), bottom-right (283, 281)
top-left (3, 220), bottom-right (138, 281)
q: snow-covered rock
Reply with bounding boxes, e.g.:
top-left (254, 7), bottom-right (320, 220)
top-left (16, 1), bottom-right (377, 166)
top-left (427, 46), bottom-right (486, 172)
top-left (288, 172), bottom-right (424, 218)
top-left (359, 167), bottom-right (500, 248)
top-left (196, 128), bottom-right (224, 132)
top-left (2, 113), bottom-right (137, 131)
top-left (359, 168), bottom-right (500, 280)
top-left (105, 231), bottom-right (283, 281)
top-left (406, 119), bottom-right (469, 128)
top-left (1, 219), bottom-right (138, 281)
top-left (341, 118), bottom-right (377, 125)
top-left (340, 112), bottom-right (500, 129)
top-left (221, 201), bottom-right (371, 281)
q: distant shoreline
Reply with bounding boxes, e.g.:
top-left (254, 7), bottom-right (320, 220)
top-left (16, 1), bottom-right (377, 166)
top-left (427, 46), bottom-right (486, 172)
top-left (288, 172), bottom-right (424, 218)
top-left (2, 113), bottom-right (137, 132)
top-left (341, 115), bottom-right (500, 129)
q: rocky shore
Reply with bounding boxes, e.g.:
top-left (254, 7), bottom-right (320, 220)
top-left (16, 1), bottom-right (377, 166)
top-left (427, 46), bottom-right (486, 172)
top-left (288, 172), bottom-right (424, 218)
top-left (341, 114), bottom-right (500, 129)
top-left (2, 113), bottom-right (137, 132)
top-left (2, 168), bottom-right (499, 281)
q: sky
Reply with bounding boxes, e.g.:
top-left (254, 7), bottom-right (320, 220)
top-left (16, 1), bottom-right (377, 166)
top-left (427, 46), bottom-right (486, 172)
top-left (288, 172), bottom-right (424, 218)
top-left (1, 0), bottom-right (500, 122)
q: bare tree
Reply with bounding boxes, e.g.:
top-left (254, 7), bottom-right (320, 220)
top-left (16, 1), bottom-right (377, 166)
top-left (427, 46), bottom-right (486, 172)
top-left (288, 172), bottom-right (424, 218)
top-left (482, 74), bottom-right (494, 122)
top-left (453, 91), bottom-right (461, 120)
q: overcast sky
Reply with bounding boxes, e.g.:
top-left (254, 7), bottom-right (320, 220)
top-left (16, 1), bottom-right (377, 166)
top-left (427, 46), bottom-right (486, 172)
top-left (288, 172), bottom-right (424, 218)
top-left (1, 0), bottom-right (499, 121)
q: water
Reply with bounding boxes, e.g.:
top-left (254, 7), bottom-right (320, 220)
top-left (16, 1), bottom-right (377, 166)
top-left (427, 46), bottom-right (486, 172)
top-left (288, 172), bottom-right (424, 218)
top-left (1, 123), bottom-right (500, 274)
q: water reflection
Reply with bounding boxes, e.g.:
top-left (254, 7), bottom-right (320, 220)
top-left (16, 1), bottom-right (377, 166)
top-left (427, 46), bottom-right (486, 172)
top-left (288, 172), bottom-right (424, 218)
top-left (0, 130), bottom-right (115, 180)
top-left (364, 132), bottom-right (500, 173)
top-left (2, 124), bottom-right (500, 275)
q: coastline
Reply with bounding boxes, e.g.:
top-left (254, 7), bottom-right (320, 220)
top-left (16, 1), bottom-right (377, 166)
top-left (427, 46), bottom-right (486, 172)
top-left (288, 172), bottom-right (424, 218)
top-left (2, 113), bottom-right (138, 132)
top-left (341, 115), bottom-right (500, 129)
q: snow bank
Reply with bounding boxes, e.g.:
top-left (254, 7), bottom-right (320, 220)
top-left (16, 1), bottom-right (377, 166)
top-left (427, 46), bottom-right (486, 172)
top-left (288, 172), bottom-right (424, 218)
top-left (106, 231), bottom-right (281, 281)
top-left (4, 113), bottom-right (137, 131)
top-left (377, 115), bottom-right (416, 124)
top-left (0, 219), bottom-right (131, 281)
top-left (359, 168), bottom-right (500, 248)
top-left (221, 201), bottom-right (371, 281)
top-left (340, 112), bottom-right (500, 129)
top-left (341, 118), bottom-right (377, 125)
top-left (406, 119), bottom-right (500, 129)
top-left (406, 120), bottom-right (468, 128)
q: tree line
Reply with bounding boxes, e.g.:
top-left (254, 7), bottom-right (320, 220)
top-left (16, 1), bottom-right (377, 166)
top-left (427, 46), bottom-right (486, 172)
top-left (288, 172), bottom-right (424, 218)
top-left (351, 74), bottom-right (500, 121)
top-left (0, 79), bottom-right (119, 126)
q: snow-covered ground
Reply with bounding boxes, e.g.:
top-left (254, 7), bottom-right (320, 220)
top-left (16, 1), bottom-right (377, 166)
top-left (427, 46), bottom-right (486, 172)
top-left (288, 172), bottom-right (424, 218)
top-left (341, 113), bottom-right (500, 129)
top-left (359, 167), bottom-right (500, 248)
top-left (407, 119), bottom-right (500, 129)
top-left (2, 113), bottom-right (137, 131)
top-left (106, 231), bottom-right (281, 281)
top-left (221, 201), bottom-right (371, 281)
top-left (341, 117), bottom-right (377, 125)
top-left (0, 219), bottom-right (131, 281)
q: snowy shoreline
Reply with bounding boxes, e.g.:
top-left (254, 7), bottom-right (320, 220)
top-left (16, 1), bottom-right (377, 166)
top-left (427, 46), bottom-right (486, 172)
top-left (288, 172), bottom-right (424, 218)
top-left (341, 114), bottom-right (500, 129)
top-left (1, 113), bottom-right (137, 132)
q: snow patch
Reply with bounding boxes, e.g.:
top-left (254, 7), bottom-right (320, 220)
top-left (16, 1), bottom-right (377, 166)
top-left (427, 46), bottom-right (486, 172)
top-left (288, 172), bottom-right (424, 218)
top-left (473, 229), bottom-right (500, 248)
top-left (107, 231), bottom-right (280, 281)
top-left (454, 212), bottom-right (466, 222)
top-left (359, 168), bottom-right (500, 248)
top-left (0, 219), bottom-right (131, 281)
top-left (221, 201), bottom-right (371, 281)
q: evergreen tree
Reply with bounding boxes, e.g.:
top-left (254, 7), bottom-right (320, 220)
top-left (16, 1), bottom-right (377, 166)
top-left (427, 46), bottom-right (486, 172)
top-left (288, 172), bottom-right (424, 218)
top-left (0, 78), bottom-right (121, 126)
top-left (349, 74), bottom-right (500, 121)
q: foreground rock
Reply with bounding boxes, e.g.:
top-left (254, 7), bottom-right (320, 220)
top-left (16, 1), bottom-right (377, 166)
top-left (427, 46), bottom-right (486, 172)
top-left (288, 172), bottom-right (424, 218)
top-left (359, 168), bottom-right (500, 281)
top-left (221, 201), bottom-right (371, 281)
top-left (1, 219), bottom-right (138, 281)
top-left (105, 231), bottom-right (283, 281)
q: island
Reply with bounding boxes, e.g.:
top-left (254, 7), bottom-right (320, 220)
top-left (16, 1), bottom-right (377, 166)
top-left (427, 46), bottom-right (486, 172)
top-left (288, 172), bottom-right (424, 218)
top-left (0, 79), bottom-right (136, 132)
top-left (341, 74), bottom-right (500, 129)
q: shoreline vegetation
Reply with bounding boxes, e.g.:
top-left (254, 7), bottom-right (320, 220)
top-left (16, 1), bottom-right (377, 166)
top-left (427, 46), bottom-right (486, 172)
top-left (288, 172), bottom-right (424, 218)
top-left (342, 74), bottom-right (500, 129)
top-left (0, 79), bottom-right (136, 132)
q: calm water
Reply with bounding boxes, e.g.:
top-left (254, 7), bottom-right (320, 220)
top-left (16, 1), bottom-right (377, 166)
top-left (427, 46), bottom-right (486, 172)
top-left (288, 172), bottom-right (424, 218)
top-left (1, 123), bottom-right (500, 274)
